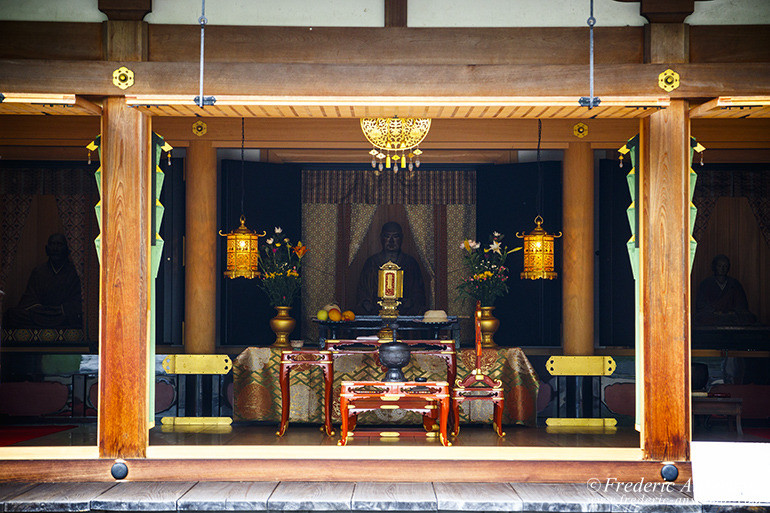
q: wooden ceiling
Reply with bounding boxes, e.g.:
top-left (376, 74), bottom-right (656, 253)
top-left (689, 97), bottom-right (770, 119)
top-left (123, 95), bottom-right (670, 119)
top-left (5, 94), bottom-right (770, 120)
top-left (0, 94), bottom-right (102, 116)
top-left (1, 94), bottom-right (674, 119)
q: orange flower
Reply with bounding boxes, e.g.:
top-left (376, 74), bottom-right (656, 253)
top-left (293, 241), bottom-right (308, 258)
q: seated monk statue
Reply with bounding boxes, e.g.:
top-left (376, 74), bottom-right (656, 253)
top-left (694, 254), bottom-right (757, 326)
top-left (356, 221), bottom-right (427, 316)
top-left (5, 233), bottom-right (83, 328)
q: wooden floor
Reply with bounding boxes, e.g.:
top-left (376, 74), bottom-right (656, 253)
top-left (6, 421), bottom-right (763, 447)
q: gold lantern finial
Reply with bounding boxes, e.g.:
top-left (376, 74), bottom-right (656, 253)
top-left (516, 215), bottom-right (562, 280)
top-left (219, 215), bottom-right (266, 279)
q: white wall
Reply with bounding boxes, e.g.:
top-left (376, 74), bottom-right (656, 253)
top-left (0, 0), bottom-right (768, 26)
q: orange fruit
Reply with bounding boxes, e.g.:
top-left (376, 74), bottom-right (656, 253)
top-left (342, 310), bottom-right (355, 321)
top-left (328, 308), bottom-right (342, 322)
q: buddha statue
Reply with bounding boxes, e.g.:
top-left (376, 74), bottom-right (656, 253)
top-left (355, 222), bottom-right (427, 316)
top-left (5, 233), bottom-right (83, 328)
top-left (694, 254), bottom-right (756, 326)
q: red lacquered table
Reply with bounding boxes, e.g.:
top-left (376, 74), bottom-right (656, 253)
top-left (277, 350), bottom-right (334, 436)
top-left (338, 380), bottom-right (451, 447)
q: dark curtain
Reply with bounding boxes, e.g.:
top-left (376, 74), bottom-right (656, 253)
top-left (597, 159), bottom-right (635, 347)
top-left (220, 161), bottom-right (302, 346)
top-left (693, 163), bottom-right (770, 245)
top-left (156, 157), bottom-right (185, 345)
top-left (476, 162), bottom-right (563, 347)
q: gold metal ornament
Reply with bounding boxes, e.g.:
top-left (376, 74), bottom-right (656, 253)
top-left (361, 116), bottom-right (430, 173)
top-left (161, 354), bottom-right (232, 375)
top-left (192, 120), bottom-right (208, 137)
top-left (546, 356), bottom-right (616, 376)
top-left (112, 66), bottom-right (134, 90)
top-left (516, 215), bottom-right (562, 280)
top-left (658, 69), bottom-right (680, 92)
top-left (573, 122), bottom-right (588, 138)
top-left (219, 215), bottom-right (265, 279)
top-left (377, 261), bottom-right (403, 319)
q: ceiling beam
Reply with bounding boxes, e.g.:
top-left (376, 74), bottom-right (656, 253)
top-left (2, 60), bottom-right (770, 98)
top-left (1, 115), bottom-right (768, 151)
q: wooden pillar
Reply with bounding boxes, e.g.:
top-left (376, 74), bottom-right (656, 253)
top-left (641, 100), bottom-right (691, 461)
top-left (185, 140), bottom-right (218, 354)
top-left (562, 142), bottom-right (594, 356)
top-left (98, 97), bottom-right (151, 458)
top-left (385, 0), bottom-right (407, 27)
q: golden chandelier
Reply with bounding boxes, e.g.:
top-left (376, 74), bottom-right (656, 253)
top-left (361, 116), bottom-right (431, 174)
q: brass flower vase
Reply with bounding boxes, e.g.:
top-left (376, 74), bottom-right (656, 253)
top-left (270, 306), bottom-right (295, 348)
top-left (479, 306), bottom-right (500, 348)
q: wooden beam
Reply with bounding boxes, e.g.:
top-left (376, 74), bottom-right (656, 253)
top-left (0, 457), bottom-right (692, 484)
top-left (3, 21), bottom-right (768, 66)
top-left (640, 0), bottom-right (695, 23)
top-left (1, 116), bottom-right (769, 151)
top-left (640, 100), bottom-right (691, 461)
top-left (145, 25), bottom-right (644, 65)
top-left (103, 20), bottom-right (148, 61)
top-left (385, 0), bottom-right (408, 28)
top-left (690, 25), bottom-right (770, 64)
top-left (98, 0), bottom-right (152, 21)
top-left (98, 97), bottom-right (151, 458)
top-left (3, 60), bottom-right (770, 98)
top-left (0, 21), bottom-right (102, 61)
top-left (645, 23), bottom-right (688, 64)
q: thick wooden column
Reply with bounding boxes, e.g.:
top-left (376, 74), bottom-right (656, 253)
top-left (98, 97), bottom-right (151, 458)
top-left (641, 100), bottom-right (691, 461)
top-left (185, 140), bottom-right (217, 354)
top-left (562, 142), bottom-right (595, 356)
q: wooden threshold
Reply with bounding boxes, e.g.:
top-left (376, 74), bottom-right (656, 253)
top-left (0, 446), bottom-right (691, 483)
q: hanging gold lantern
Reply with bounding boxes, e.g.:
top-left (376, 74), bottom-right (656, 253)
top-left (516, 215), bottom-right (562, 280)
top-left (219, 215), bottom-right (265, 279)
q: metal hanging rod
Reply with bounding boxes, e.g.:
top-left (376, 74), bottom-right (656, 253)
top-left (194, 0), bottom-right (216, 107)
top-left (579, 0), bottom-right (601, 109)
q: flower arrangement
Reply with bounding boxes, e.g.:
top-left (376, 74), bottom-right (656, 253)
top-left (456, 231), bottom-right (520, 307)
top-left (257, 227), bottom-right (307, 308)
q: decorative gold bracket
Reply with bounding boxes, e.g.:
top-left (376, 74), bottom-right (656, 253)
top-left (162, 354), bottom-right (232, 375)
top-left (573, 122), bottom-right (588, 138)
top-left (546, 356), bottom-right (616, 376)
top-left (112, 66), bottom-right (134, 90)
top-left (192, 120), bottom-right (208, 137)
top-left (658, 69), bottom-right (680, 92)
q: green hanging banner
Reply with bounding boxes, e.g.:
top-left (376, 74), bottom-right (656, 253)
top-left (87, 132), bottom-right (173, 427)
top-left (617, 134), bottom-right (705, 431)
